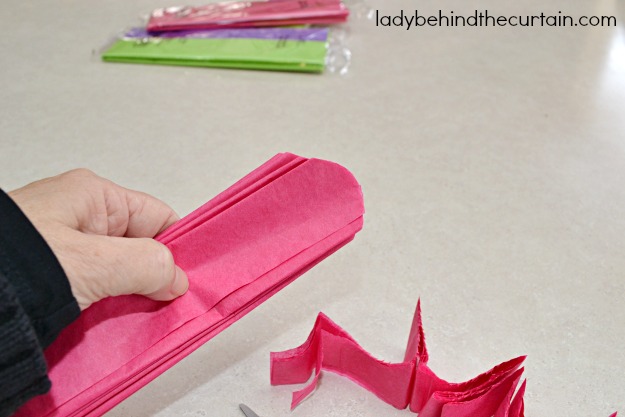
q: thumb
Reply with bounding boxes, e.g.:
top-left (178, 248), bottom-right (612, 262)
top-left (67, 234), bottom-right (189, 308)
top-left (106, 236), bottom-right (190, 301)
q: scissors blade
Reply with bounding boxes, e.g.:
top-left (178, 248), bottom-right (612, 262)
top-left (239, 403), bottom-right (261, 417)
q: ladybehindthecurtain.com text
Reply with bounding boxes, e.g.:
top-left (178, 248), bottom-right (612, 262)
top-left (375, 10), bottom-right (617, 30)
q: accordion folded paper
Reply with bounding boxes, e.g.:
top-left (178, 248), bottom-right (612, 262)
top-left (271, 301), bottom-right (527, 416)
top-left (147, 0), bottom-right (349, 33)
top-left (101, 36), bottom-right (328, 73)
top-left (272, 302), bottom-right (619, 416)
top-left (15, 153), bottom-right (364, 417)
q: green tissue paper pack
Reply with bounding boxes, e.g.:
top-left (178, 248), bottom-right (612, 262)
top-left (102, 37), bottom-right (328, 73)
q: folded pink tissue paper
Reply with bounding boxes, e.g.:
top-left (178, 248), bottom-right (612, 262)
top-left (271, 301), bottom-right (618, 417)
top-left (15, 152), bottom-right (364, 417)
top-left (147, 0), bottom-right (349, 33)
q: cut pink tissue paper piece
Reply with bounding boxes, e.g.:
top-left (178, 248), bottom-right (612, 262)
top-left (271, 301), bottom-right (619, 417)
top-left (15, 153), bottom-right (364, 417)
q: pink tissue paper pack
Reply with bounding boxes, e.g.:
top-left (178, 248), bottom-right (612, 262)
top-left (271, 301), bottom-right (618, 417)
top-left (15, 152), bottom-right (364, 417)
top-left (147, 0), bottom-right (349, 32)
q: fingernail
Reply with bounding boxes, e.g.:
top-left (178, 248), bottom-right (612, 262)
top-left (170, 266), bottom-right (189, 297)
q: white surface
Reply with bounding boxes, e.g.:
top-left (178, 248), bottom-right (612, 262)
top-left (1, 0), bottom-right (624, 416)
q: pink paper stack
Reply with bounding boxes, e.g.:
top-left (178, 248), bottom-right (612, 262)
top-left (15, 153), bottom-right (364, 417)
top-left (147, 0), bottom-right (349, 33)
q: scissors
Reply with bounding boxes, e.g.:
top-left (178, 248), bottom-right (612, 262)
top-left (239, 403), bottom-right (262, 417)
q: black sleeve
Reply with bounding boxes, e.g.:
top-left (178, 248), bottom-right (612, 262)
top-left (0, 189), bottom-right (80, 417)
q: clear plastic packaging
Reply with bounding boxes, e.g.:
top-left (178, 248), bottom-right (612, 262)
top-left (97, 0), bottom-right (374, 75)
top-left (147, 0), bottom-right (349, 32)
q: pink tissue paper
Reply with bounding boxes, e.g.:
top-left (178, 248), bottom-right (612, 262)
top-left (16, 152), bottom-right (364, 417)
top-left (271, 301), bottom-right (618, 417)
top-left (147, 0), bottom-right (349, 33)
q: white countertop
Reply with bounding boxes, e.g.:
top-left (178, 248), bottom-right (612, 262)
top-left (1, 0), bottom-right (624, 416)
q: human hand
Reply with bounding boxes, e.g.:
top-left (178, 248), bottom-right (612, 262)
top-left (9, 169), bottom-right (189, 310)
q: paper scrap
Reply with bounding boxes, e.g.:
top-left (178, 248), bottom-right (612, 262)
top-left (15, 153), bottom-right (364, 417)
top-left (270, 301), bottom-right (618, 417)
top-left (147, 0), bottom-right (349, 33)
